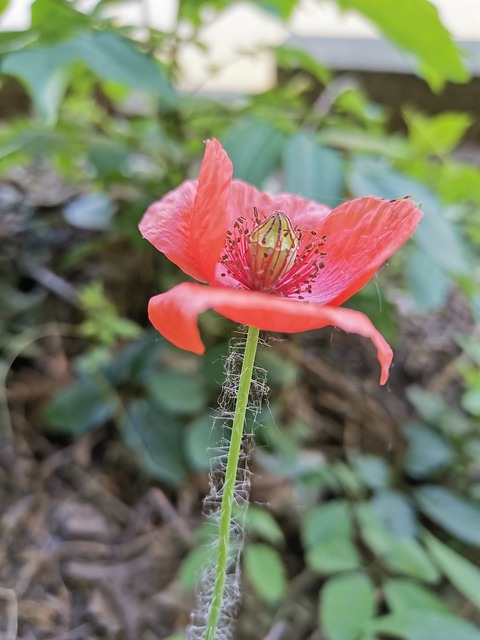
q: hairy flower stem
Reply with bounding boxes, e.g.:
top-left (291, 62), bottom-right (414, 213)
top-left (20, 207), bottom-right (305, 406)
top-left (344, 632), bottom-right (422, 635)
top-left (205, 325), bottom-right (260, 640)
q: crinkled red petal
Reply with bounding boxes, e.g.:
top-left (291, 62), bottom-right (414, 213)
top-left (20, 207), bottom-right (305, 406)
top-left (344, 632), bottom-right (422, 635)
top-left (306, 197), bottom-right (423, 305)
top-left (139, 139), bottom-right (232, 283)
top-left (148, 282), bottom-right (394, 384)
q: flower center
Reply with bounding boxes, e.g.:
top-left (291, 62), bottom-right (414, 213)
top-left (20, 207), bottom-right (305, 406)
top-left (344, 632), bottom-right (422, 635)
top-left (220, 208), bottom-right (326, 298)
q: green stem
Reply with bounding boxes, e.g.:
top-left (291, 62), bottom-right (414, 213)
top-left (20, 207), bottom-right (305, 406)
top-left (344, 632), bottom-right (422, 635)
top-left (205, 324), bottom-right (260, 640)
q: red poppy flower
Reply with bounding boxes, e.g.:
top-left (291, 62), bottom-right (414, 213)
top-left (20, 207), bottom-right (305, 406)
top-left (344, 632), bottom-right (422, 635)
top-left (139, 139), bottom-right (422, 384)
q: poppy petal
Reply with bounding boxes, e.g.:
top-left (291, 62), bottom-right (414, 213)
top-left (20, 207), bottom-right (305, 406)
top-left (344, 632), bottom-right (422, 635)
top-left (139, 139), bottom-right (232, 283)
top-left (227, 179), bottom-right (330, 230)
top-left (148, 282), bottom-right (394, 384)
top-left (306, 197), bottom-right (423, 305)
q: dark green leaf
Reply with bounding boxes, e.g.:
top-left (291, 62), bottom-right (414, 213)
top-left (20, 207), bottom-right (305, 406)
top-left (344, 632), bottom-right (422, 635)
top-left (423, 531), bottom-right (480, 608)
top-left (31, 0), bottom-right (91, 43)
top-left (255, 345), bottom-right (299, 386)
top-left (403, 423), bottom-right (454, 479)
top-left (321, 572), bottom-right (375, 640)
top-left (414, 485), bottom-right (480, 546)
top-left (283, 132), bottom-right (345, 207)
top-left (336, 0), bottom-right (469, 88)
top-left (148, 371), bottom-right (206, 416)
top-left (244, 544), bottom-right (287, 605)
top-left (124, 400), bottom-right (186, 486)
top-left (44, 377), bottom-right (117, 435)
top-left (221, 119), bottom-right (284, 187)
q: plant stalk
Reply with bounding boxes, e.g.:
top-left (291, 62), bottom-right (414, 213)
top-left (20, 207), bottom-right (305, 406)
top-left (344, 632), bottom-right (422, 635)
top-left (204, 324), bottom-right (260, 640)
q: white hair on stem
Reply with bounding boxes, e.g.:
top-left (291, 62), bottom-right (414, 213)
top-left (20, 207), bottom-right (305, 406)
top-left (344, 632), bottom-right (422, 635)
top-left (187, 328), bottom-right (269, 640)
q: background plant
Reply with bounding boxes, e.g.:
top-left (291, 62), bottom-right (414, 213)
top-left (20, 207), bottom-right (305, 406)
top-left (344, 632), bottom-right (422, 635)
top-left (1, 1), bottom-right (480, 639)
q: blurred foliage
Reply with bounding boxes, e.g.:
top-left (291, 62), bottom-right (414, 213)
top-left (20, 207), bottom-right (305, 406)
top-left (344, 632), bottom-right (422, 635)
top-left (1, 0), bottom-right (480, 638)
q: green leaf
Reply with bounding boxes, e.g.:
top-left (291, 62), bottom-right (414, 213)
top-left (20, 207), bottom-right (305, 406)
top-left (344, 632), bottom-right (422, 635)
top-left (381, 538), bottom-right (439, 583)
top-left (44, 377), bottom-right (117, 435)
top-left (384, 578), bottom-right (450, 614)
top-left (370, 612), bottom-right (480, 640)
top-left (307, 537), bottom-right (361, 574)
top-left (178, 544), bottom-right (215, 589)
top-left (274, 45), bottom-right (332, 85)
top-left (336, 0), bottom-right (469, 88)
top-left (405, 111), bottom-right (473, 157)
top-left (370, 490), bottom-right (417, 538)
top-left (255, 345), bottom-right (298, 386)
top-left (124, 400), bottom-right (186, 486)
top-left (2, 31), bottom-right (174, 124)
top-left (406, 247), bottom-right (449, 312)
top-left (403, 423), bottom-right (454, 479)
top-left (0, 0), bottom-right (9, 15)
top-left (259, 0), bottom-right (299, 19)
top-left (423, 531), bottom-right (480, 609)
top-left (246, 507), bottom-right (285, 545)
top-left (221, 118), bottom-right (284, 187)
top-left (320, 572), bottom-right (375, 640)
top-left (31, 0), bottom-right (91, 43)
top-left (2, 47), bottom-right (71, 124)
top-left (283, 132), bottom-right (345, 207)
top-left (414, 485), bottom-right (480, 546)
top-left (349, 453), bottom-right (390, 491)
top-left (302, 500), bottom-right (353, 548)
top-left (148, 371), bottom-right (206, 416)
top-left (244, 544), bottom-right (287, 605)
top-left (462, 388), bottom-right (480, 416)
top-left (184, 414), bottom-right (224, 472)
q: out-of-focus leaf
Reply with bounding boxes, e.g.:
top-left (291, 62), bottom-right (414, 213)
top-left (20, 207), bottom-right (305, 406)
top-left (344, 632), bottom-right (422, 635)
top-left (462, 389), bottom-right (480, 416)
top-left (349, 453), bottom-right (390, 490)
top-left (124, 399), bottom-right (186, 486)
top-left (320, 572), bottom-right (375, 640)
top-left (384, 578), bottom-right (450, 614)
top-left (2, 31), bottom-right (174, 124)
top-left (255, 345), bottom-right (298, 386)
top-left (336, 0), bottom-right (469, 88)
top-left (221, 118), bottom-right (284, 187)
top-left (244, 544), bottom-right (287, 605)
top-left (44, 377), bottom-right (117, 435)
top-left (31, 0), bottom-right (91, 43)
top-left (148, 371), bottom-right (206, 416)
top-left (283, 132), bottom-right (344, 207)
top-left (178, 544), bottom-right (215, 589)
top-left (184, 414), bottom-right (224, 472)
top-left (423, 531), bottom-right (480, 609)
top-left (405, 111), bottom-right (472, 156)
top-left (63, 193), bottom-right (116, 230)
top-left (406, 247), bottom-right (450, 312)
top-left (307, 537), bottom-right (361, 574)
top-left (414, 485), bottom-right (480, 546)
top-left (274, 45), bottom-right (332, 84)
top-left (302, 500), bottom-right (353, 548)
top-left (406, 386), bottom-right (470, 436)
top-left (259, 0), bottom-right (299, 19)
top-left (246, 506), bottom-right (285, 545)
top-left (370, 490), bottom-right (417, 538)
top-left (403, 423), bottom-right (454, 479)
top-left (370, 611), bottom-right (480, 640)
top-left (381, 538), bottom-right (439, 583)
